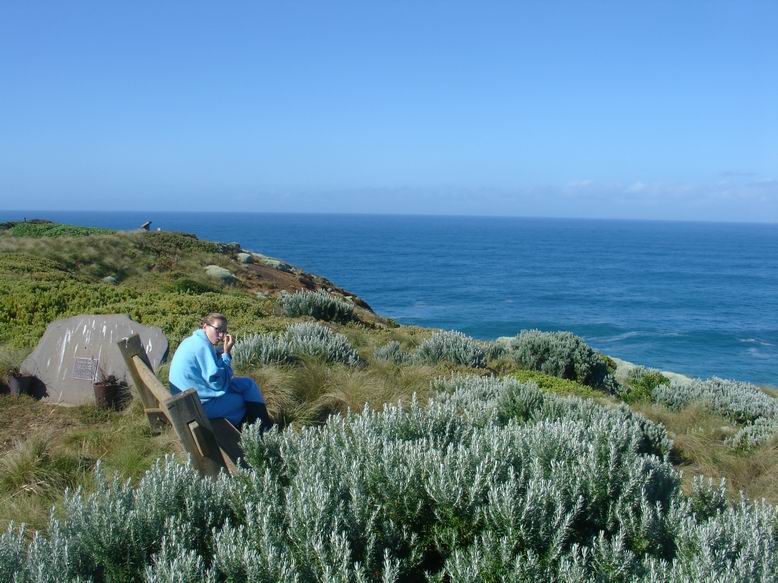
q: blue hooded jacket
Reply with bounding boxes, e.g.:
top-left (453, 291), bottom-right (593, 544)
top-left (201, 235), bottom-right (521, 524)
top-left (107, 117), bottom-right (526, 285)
top-left (169, 329), bottom-right (233, 401)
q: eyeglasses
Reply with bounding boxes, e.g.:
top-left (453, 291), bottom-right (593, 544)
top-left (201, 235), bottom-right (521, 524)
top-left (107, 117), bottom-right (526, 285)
top-left (206, 323), bottom-right (228, 335)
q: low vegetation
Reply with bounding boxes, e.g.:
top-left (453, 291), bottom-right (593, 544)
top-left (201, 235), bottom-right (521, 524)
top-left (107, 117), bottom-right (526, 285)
top-left (652, 377), bottom-right (778, 451)
top-left (234, 322), bottom-right (362, 367)
top-left (0, 397), bottom-right (178, 532)
top-left (278, 289), bottom-right (355, 323)
top-left (0, 219), bottom-right (114, 238)
top-left (412, 329), bottom-right (487, 368)
top-left (503, 329), bottom-right (621, 393)
top-left (1, 220), bottom-right (777, 581)
top-left (621, 366), bottom-right (670, 404)
top-left (4, 377), bottom-right (776, 581)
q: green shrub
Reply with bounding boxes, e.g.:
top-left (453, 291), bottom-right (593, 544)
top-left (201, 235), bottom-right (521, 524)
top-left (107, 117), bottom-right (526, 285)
top-left (1, 221), bottom-right (114, 238)
top-left (621, 366), bottom-right (670, 404)
top-left (511, 369), bottom-right (603, 399)
top-left (166, 278), bottom-right (219, 295)
top-left (278, 289), bottom-right (354, 323)
top-left (0, 276), bottom-right (268, 348)
top-left (0, 252), bottom-right (72, 281)
top-left (508, 329), bottom-right (619, 392)
top-left (412, 330), bottom-right (486, 368)
top-left (128, 230), bottom-right (223, 255)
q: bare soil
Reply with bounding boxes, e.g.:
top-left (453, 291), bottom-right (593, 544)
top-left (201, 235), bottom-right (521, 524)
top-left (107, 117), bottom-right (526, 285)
top-left (0, 396), bottom-right (79, 454)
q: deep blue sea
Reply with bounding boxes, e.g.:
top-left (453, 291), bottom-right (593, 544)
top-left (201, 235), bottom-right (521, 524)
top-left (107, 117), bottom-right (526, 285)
top-left (3, 211), bottom-right (777, 385)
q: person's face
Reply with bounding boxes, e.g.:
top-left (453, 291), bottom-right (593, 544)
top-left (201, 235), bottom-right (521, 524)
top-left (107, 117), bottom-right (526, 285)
top-left (202, 319), bottom-right (228, 345)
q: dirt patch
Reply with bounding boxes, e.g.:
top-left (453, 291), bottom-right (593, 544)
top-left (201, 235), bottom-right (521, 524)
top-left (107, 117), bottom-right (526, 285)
top-left (0, 396), bottom-right (79, 454)
top-left (238, 262), bottom-right (375, 312)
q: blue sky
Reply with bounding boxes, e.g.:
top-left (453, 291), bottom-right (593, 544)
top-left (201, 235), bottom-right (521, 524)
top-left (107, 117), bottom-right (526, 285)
top-left (1, 1), bottom-right (776, 222)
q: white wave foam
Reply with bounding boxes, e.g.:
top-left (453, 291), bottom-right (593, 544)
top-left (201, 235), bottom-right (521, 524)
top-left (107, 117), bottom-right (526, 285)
top-left (738, 338), bottom-right (775, 346)
top-left (596, 331), bottom-right (641, 343)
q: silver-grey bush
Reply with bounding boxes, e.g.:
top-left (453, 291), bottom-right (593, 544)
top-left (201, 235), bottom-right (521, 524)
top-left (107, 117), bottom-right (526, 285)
top-left (233, 322), bottom-right (360, 367)
top-left (652, 377), bottom-right (778, 424)
top-left (374, 341), bottom-right (411, 365)
top-left (4, 376), bottom-right (778, 581)
top-left (412, 330), bottom-right (486, 368)
top-left (278, 289), bottom-right (354, 323)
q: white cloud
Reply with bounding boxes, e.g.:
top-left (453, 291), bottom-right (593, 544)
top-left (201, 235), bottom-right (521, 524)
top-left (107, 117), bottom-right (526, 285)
top-left (625, 181), bottom-right (646, 193)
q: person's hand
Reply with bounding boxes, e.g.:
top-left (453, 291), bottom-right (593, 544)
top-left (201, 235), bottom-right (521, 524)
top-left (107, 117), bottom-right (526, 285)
top-left (223, 333), bottom-right (235, 355)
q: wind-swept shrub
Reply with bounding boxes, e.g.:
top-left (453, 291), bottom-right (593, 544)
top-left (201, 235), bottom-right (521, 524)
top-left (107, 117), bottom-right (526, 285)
top-left (431, 374), bottom-right (671, 458)
top-left (507, 329), bottom-right (619, 392)
top-left (412, 330), bottom-right (486, 368)
top-left (234, 322), bottom-right (360, 367)
top-left (642, 496), bottom-right (778, 581)
top-left (484, 341), bottom-right (508, 361)
top-left (239, 376), bottom-right (677, 580)
top-left (278, 289), bottom-right (354, 323)
top-left (374, 341), bottom-right (411, 365)
top-left (231, 333), bottom-right (295, 367)
top-left (0, 526), bottom-right (25, 583)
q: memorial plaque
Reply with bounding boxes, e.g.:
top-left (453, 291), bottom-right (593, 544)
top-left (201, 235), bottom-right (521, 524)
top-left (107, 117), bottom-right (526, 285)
top-left (72, 357), bottom-right (98, 381)
top-left (21, 314), bottom-right (168, 405)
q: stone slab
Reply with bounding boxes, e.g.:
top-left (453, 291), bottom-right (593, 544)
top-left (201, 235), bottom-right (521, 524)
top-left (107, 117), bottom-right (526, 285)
top-left (20, 314), bottom-right (168, 405)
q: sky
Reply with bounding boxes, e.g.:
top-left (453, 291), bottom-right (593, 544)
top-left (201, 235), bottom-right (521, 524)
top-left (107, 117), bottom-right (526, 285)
top-left (1, 1), bottom-right (777, 222)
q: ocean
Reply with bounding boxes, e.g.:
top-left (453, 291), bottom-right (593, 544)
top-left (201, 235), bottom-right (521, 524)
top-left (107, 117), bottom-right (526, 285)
top-left (3, 210), bottom-right (777, 385)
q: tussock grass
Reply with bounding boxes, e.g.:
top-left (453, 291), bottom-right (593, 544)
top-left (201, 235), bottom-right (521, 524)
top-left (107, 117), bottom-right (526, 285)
top-left (0, 397), bottom-right (177, 532)
top-left (0, 434), bottom-right (93, 531)
top-left (239, 358), bottom-right (440, 429)
top-left (0, 436), bottom-right (83, 497)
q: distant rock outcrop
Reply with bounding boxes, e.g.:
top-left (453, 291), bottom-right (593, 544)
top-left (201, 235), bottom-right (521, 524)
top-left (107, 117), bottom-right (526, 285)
top-left (205, 265), bottom-right (237, 283)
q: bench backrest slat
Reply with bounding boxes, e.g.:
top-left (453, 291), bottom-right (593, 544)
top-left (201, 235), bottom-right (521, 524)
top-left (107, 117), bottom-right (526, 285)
top-left (132, 354), bottom-right (173, 405)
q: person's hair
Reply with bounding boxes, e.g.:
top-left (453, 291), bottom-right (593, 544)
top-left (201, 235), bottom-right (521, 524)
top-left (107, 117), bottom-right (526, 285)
top-left (201, 312), bottom-right (227, 327)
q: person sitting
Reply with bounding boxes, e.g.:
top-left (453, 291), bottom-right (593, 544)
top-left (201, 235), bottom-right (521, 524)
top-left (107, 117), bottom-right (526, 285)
top-left (169, 312), bottom-right (272, 432)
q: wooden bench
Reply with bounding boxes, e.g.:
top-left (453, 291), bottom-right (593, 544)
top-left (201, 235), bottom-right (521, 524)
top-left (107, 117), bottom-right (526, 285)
top-left (117, 334), bottom-right (243, 477)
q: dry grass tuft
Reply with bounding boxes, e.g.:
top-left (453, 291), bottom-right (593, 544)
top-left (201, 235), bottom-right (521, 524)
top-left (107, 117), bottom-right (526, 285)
top-left (241, 359), bottom-right (441, 428)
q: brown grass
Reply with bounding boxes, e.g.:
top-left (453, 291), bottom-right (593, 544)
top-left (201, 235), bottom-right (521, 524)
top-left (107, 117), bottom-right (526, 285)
top-left (636, 402), bottom-right (778, 504)
top-left (242, 358), bottom-right (440, 429)
top-left (0, 396), bottom-right (178, 532)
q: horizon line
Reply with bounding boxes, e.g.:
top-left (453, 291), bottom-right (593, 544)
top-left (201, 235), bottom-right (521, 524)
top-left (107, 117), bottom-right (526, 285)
top-left (1, 209), bottom-right (777, 227)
